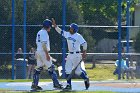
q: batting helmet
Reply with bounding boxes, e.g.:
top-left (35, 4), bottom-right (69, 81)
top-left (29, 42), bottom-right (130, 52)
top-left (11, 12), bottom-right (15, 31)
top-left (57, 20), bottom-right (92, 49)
top-left (70, 23), bottom-right (78, 33)
top-left (43, 19), bottom-right (52, 28)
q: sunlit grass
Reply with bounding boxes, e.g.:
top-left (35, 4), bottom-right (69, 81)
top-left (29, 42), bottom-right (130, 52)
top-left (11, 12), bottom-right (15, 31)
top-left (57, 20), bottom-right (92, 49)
top-left (85, 64), bottom-right (118, 80)
top-left (0, 63), bottom-right (118, 82)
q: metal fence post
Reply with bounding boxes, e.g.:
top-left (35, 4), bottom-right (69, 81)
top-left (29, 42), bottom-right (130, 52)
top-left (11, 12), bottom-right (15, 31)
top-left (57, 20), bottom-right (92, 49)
top-left (12, 0), bottom-right (15, 80)
top-left (118, 0), bottom-right (122, 80)
top-left (126, 0), bottom-right (130, 67)
top-left (62, 0), bottom-right (66, 78)
top-left (23, 0), bottom-right (27, 79)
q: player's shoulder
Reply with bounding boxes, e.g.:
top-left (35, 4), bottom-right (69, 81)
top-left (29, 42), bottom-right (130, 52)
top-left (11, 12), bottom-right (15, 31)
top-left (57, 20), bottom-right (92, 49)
top-left (116, 60), bottom-right (119, 63)
top-left (76, 33), bottom-right (80, 35)
top-left (40, 28), bottom-right (46, 32)
top-left (73, 33), bottom-right (80, 36)
top-left (76, 33), bottom-right (83, 37)
top-left (38, 28), bottom-right (46, 34)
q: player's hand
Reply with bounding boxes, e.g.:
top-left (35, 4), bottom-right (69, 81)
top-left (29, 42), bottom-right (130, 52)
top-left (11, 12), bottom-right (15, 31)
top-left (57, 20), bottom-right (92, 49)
top-left (82, 51), bottom-right (86, 61)
top-left (52, 18), bottom-right (57, 28)
top-left (46, 54), bottom-right (50, 61)
top-left (50, 56), bottom-right (57, 62)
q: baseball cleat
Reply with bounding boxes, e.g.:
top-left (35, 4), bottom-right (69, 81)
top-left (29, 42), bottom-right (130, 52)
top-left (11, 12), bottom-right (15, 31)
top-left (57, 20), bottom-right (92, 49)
top-left (53, 83), bottom-right (63, 89)
top-left (63, 85), bottom-right (72, 91)
top-left (31, 85), bottom-right (43, 90)
top-left (84, 78), bottom-right (90, 90)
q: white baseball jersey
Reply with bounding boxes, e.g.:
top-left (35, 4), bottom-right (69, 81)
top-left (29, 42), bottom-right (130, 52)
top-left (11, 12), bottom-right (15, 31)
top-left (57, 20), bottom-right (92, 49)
top-left (63, 32), bottom-right (86, 52)
top-left (55, 27), bottom-right (86, 52)
top-left (35, 28), bottom-right (52, 68)
top-left (36, 28), bottom-right (50, 51)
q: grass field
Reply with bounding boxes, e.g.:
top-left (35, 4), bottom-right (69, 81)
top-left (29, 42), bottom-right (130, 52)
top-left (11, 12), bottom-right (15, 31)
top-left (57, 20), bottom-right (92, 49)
top-left (0, 63), bottom-right (117, 82)
top-left (86, 63), bottom-right (117, 80)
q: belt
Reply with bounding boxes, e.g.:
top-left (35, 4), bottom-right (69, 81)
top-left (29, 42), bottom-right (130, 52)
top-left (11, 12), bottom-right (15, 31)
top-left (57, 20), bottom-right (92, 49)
top-left (69, 51), bottom-right (80, 54)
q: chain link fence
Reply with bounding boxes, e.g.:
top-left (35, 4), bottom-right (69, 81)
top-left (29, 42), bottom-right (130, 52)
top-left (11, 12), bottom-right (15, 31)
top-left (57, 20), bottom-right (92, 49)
top-left (0, 0), bottom-right (140, 80)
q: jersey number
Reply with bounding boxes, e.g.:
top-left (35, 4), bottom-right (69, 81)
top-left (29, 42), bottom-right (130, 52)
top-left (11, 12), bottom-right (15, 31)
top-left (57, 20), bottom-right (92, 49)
top-left (38, 34), bottom-right (40, 42)
top-left (72, 42), bottom-right (75, 48)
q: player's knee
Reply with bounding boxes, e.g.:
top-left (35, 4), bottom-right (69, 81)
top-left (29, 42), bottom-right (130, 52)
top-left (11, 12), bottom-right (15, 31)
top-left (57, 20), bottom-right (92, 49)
top-left (48, 64), bottom-right (56, 74)
top-left (65, 70), bottom-right (71, 75)
top-left (75, 71), bottom-right (81, 75)
top-left (65, 68), bottom-right (72, 75)
top-left (34, 70), bottom-right (41, 75)
top-left (48, 64), bottom-right (55, 72)
top-left (34, 67), bottom-right (43, 74)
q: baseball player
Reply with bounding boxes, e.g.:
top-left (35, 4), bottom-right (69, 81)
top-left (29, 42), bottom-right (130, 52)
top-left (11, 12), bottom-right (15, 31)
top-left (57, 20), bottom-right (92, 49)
top-left (52, 18), bottom-right (90, 90)
top-left (31, 19), bottom-right (63, 90)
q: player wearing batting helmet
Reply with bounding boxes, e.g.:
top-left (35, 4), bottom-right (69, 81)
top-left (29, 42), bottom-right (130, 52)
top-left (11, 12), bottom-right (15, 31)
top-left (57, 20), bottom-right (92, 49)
top-left (43, 19), bottom-right (52, 28)
top-left (70, 23), bottom-right (78, 33)
top-left (31, 19), bottom-right (63, 90)
top-left (52, 18), bottom-right (90, 90)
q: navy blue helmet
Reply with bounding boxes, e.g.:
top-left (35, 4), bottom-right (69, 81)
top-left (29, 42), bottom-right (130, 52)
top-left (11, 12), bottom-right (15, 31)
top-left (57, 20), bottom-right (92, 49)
top-left (43, 19), bottom-right (52, 28)
top-left (70, 23), bottom-right (78, 33)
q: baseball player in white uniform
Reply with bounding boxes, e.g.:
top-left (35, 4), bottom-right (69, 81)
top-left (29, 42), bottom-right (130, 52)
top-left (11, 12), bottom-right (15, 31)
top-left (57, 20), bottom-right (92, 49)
top-left (31, 19), bottom-right (63, 90)
top-left (52, 18), bottom-right (90, 90)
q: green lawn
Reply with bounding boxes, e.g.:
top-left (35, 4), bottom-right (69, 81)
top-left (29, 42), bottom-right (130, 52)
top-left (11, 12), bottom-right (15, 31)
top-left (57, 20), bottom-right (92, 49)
top-left (0, 63), bottom-right (117, 82)
top-left (86, 63), bottom-right (118, 80)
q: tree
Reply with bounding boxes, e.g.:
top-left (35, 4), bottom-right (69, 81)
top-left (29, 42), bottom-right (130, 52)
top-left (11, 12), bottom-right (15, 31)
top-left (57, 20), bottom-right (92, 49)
top-left (0, 0), bottom-right (12, 52)
top-left (78, 0), bottom-right (118, 25)
top-left (77, 0), bottom-right (118, 43)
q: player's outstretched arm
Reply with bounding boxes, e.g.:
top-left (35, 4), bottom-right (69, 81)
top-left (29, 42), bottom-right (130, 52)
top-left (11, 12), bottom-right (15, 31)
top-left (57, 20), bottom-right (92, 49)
top-left (52, 18), bottom-right (62, 34)
top-left (52, 18), bottom-right (57, 28)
